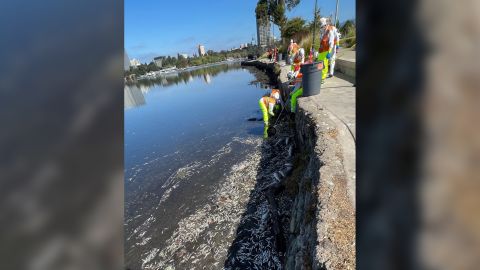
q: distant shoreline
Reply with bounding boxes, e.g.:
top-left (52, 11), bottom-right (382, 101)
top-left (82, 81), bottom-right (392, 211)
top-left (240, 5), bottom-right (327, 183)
top-left (137, 58), bottom-right (246, 80)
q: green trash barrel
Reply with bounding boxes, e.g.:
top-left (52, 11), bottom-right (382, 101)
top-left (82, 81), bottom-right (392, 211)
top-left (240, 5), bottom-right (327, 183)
top-left (300, 61), bottom-right (323, 96)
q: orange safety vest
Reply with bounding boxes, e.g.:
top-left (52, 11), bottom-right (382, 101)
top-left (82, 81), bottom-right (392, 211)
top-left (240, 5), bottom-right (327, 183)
top-left (319, 25), bottom-right (338, 53)
top-left (291, 43), bottom-right (299, 55)
top-left (295, 73), bottom-right (303, 83)
top-left (262, 96), bottom-right (276, 107)
top-left (293, 63), bottom-right (301, 72)
top-left (271, 89), bottom-right (281, 99)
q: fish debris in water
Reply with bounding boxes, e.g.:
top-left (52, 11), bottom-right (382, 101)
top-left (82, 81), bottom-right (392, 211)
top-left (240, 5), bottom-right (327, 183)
top-left (273, 172), bottom-right (281, 182)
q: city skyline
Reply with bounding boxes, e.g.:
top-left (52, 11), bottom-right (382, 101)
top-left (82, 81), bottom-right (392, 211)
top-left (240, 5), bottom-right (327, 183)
top-left (125, 0), bottom-right (355, 63)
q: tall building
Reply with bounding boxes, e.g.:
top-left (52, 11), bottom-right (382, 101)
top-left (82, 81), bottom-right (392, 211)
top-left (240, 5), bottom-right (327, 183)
top-left (198, 44), bottom-right (206, 56)
top-left (153, 56), bottom-right (165, 68)
top-left (256, 17), bottom-right (271, 48)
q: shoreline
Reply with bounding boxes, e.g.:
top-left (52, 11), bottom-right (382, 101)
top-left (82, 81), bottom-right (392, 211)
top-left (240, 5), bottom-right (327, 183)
top-left (240, 59), bottom-right (356, 269)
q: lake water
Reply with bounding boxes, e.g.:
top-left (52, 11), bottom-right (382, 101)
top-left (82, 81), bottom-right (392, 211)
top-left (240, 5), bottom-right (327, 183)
top-left (124, 62), bottom-right (272, 269)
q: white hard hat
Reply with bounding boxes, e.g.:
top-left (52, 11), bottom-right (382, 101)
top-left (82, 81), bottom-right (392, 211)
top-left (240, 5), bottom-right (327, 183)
top-left (320, 17), bottom-right (327, 27)
top-left (290, 39), bottom-right (293, 43)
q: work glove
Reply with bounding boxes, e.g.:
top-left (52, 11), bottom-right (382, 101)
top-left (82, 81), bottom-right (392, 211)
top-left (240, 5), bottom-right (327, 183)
top-left (326, 51), bottom-right (331, 59)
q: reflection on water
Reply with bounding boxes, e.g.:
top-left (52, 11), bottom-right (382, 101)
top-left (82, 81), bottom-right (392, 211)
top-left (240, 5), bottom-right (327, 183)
top-left (126, 62), bottom-right (242, 89)
top-left (124, 62), bottom-right (245, 109)
top-left (124, 62), bottom-right (272, 110)
top-left (203, 73), bottom-right (211, 84)
top-left (124, 85), bottom-right (145, 109)
top-left (124, 62), bottom-right (271, 269)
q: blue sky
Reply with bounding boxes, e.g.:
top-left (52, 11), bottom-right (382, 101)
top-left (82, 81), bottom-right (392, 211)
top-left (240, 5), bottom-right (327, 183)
top-left (125, 0), bottom-right (355, 63)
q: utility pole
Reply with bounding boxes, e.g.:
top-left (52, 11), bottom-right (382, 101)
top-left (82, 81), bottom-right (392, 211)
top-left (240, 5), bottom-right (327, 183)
top-left (334, 0), bottom-right (340, 28)
top-left (312, 0), bottom-right (318, 53)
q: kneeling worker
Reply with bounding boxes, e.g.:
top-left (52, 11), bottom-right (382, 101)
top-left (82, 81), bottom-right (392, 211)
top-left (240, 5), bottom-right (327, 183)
top-left (259, 90), bottom-right (281, 138)
top-left (290, 73), bottom-right (303, 113)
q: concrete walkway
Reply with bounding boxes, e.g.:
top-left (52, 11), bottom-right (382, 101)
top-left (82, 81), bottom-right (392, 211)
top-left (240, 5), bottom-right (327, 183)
top-left (296, 72), bottom-right (356, 269)
top-left (313, 74), bottom-right (356, 139)
top-left (245, 57), bottom-right (356, 269)
top-left (336, 48), bottom-right (356, 62)
top-left (299, 73), bottom-right (356, 206)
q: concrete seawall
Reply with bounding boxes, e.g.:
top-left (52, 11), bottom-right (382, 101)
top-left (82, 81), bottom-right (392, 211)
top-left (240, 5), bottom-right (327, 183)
top-left (241, 59), bottom-right (356, 269)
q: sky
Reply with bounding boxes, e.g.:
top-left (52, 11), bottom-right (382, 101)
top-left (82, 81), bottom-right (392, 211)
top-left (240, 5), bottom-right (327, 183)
top-left (125, 0), bottom-right (355, 63)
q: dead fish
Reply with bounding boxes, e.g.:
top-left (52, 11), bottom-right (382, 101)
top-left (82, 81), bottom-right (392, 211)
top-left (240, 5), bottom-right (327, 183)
top-left (288, 145), bottom-right (293, 157)
top-left (284, 162), bottom-right (294, 175)
top-left (283, 167), bottom-right (293, 176)
top-left (273, 172), bottom-right (281, 182)
top-left (247, 117), bottom-right (257, 121)
top-left (274, 139), bottom-right (283, 146)
top-left (278, 170), bottom-right (285, 178)
top-left (285, 137), bottom-right (290, 145)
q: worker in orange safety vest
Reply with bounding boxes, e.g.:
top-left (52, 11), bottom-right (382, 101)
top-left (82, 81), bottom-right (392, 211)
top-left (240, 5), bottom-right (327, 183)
top-left (317, 17), bottom-right (339, 82)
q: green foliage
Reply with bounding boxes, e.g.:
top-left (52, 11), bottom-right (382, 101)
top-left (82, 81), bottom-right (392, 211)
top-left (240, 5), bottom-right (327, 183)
top-left (127, 62), bottom-right (244, 87)
top-left (255, 0), bottom-right (296, 28)
top-left (339, 19), bottom-right (355, 36)
top-left (255, 0), bottom-right (269, 20)
top-left (270, 0), bottom-right (286, 27)
top-left (281, 17), bottom-right (308, 41)
top-left (299, 33), bottom-right (313, 52)
top-left (124, 48), bottom-right (254, 77)
top-left (285, 0), bottom-right (300, 10)
top-left (176, 55), bottom-right (188, 68)
top-left (339, 19), bottom-right (356, 48)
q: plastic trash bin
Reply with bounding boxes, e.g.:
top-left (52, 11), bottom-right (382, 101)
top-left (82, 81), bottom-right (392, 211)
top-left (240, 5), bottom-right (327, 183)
top-left (300, 61), bottom-right (323, 96)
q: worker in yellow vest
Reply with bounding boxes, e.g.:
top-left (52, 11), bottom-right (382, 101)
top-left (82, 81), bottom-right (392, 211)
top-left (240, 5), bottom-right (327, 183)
top-left (259, 89), bottom-right (282, 138)
top-left (290, 73), bottom-right (303, 113)
top-left (317, 18), bottom-right (338, 83)
top-left (259, 95), bottom-right (277, 138)
top-left (290, 47), bottom-right (305, 78)
top-left (288, 40), bottom-right (299, 65)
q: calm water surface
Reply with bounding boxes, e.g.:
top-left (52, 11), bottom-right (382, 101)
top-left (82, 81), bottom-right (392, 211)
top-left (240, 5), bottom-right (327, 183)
top-left (125, 62), bottom-right (270, 269)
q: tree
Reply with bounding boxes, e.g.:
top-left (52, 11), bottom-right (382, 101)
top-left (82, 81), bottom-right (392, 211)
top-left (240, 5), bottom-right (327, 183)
top-left (256, 0), bottom-right (300, 30)
top-left (307, 8), bottom-right (321, 31)
top-left (285, 0), bottom-right (300, 10)
top-left (339, 19), bottom-right (356, 48)
top-left (281, 17), bottom-right (307, 41)
top-left (147, 62), bottom-right (159, 71)
top-left (340, 19), bottom-right (355, 36)
top-left (176, 55), bottom-right (188, 68)
top-left (270, 0), bottom-right (286, 28)
top-left (255, 0), bottom-right (269, 20)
